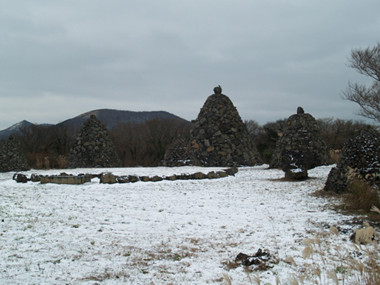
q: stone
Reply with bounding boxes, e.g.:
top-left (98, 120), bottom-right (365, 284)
top-left (139, 176), bottom-right (150, 182)
top-left (213, 85), bottom-right (222, 94)
top-left (13, 173), bottom-right (28, 183)
top-left (100, 173), bottom-right (117, 184)
top-left (270, 107), bottom-right (329, 179)
top-left (162, 137), bottom-right (192, 167)
top-left (117, 176), bottom-right (130, 183)
top-left (297, 106), bottom-right (304, 114)
top-left (165, 175), bottom-right (177, 181)
top-left (128, 175), bottom-right (139, 183)
top-left (324, 129), bottom-right (380, 193)
top-left (192, 172), bottom-right (207, 179)
top-left (67, 115), bottom-right (121, 168)
top-left (0, 136), bottom-right (30, 172)
top-left (285, 167), bottom-right (309, 180)
top-left (40, 175), bottom-right (89, 185)
top-left (150, 175), bottom-right (163, 182)
top-left (177, 174), bottom-right (191, 180)
top-left (217, 171), bottom-right (228, 178)
top-left (234, 249), bottom-right (278, 271)
top-left (207, 171), bottom-right (219, 179)
top-left (30, 174), bottom-right (41, 182)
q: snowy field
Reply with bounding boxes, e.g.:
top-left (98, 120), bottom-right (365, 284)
top-left (0, 165), bottom-right (378, 284)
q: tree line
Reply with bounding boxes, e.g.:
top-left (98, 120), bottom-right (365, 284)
top-left (9, 116), bottom-right (373, 169)
top-left (17, 119), bottom-right (190, 169)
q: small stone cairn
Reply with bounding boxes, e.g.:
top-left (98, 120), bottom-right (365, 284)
top-left (324, 129), bottom-right (380, 193)
top-left (163, 137), bottom-right (192, 166)
top-left (181, 86), bottom-right (260, 167)
top-left (67, 115), bottom-right (121, 168)
top-left (270, 107), bottom-right (329, 180)
top-left (0, 135), bottom-right (30, 172)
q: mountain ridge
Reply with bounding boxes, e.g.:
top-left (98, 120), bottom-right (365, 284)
top-left (0, 109), bottom-right (188, 140)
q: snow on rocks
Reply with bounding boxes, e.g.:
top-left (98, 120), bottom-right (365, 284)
top-left (0, 165), bottom-right (378, 284)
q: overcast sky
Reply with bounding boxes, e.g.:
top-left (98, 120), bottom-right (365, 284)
top-left (1, 0), bottom-right (379, 130)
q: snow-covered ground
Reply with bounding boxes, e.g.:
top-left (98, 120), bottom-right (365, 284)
top-left (0, 165), bottom-right (378, 284)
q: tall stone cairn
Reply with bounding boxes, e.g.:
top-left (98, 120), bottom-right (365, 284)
top-left (324, 129), bottom-right (380, 193)
top-left (0, 136), bottom-right (30, 172)
top-left (270, 107), bottom-right (329, 179)
top-left (188, 86), bottom-right (260, 167)
top-left (67, 115), bottom-right (121, 168)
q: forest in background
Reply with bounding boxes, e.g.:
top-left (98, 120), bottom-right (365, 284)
top-left (4, 116), bottom-right (374, 169)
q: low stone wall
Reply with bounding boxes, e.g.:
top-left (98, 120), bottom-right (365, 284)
top-left (14, 167), bottom-right (238, 185)
top-left (40, 175), bottom-right (92, 185)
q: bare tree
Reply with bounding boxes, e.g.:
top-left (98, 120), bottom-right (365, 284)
top-left (342, 43), bottom-right (380, 123)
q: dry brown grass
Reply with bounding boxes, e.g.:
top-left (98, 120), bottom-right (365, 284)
top-left (345, 180), bottom-right (380, 212)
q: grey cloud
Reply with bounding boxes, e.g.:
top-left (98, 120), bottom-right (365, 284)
top-left (0, 0), bottom-right (379, 129)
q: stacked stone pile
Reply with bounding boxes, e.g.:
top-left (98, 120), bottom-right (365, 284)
top-left (324, 129), bottom-right (380, 193)
top-left (0, 136), bottom-right (30, 172)
top-left (270, 107), bottom-right (329, 179)
top-left (187, 86), bottom-right (260, 167)
top-left (67, 115), bottom-right (121, 168)
top-left (163, 137), bottom-right (191, 166)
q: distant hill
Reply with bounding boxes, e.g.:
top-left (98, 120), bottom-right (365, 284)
top-left (0, 120), bottom-right (35, 140)
top-left (57, 109), bottom-right (188, 135)
top-left (0, 109), bottom-right (189, 140)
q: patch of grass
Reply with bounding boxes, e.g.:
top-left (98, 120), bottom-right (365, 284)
top-left (327, 179), bottom-right (380, 223)
top-left (345, 180), bottom-right (380, 212)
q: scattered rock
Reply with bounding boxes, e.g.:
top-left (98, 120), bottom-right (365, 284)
top-left (234, 249), bottom-right (279, 271)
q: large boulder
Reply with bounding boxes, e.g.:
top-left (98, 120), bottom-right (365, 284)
top-left (67, 115), bottom-right (121, 168)
top-left (188, 86), bottom-right (260, 166)
top-left (0, 136), bottom-right (30, 172)
top-left (324, 129), bottom-right (380, 193)
top-left (270, 107), bottom-right (329, 179)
